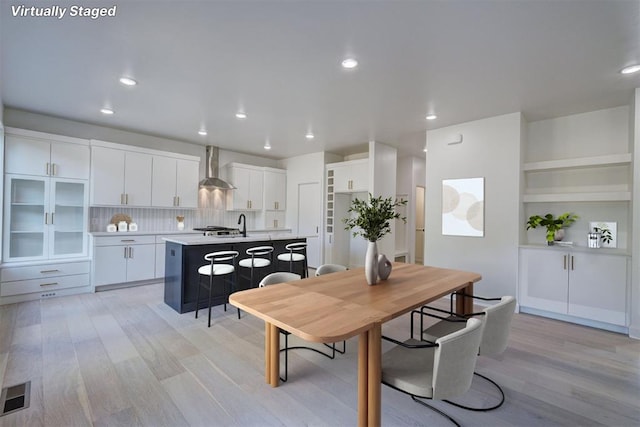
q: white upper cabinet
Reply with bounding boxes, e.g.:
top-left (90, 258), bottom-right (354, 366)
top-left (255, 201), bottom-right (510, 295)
top-left (90, 145), bottom-right (152, 206)
top-left (331, 159), bottom-right (369, 193)
top-left (5, 130), bottom-right (90, 179)
top-left (224, 163), bottom-right (264, 210)
top-left (151, 156), bottom-right (199, 208)
top-left (264, 168), bottom-right (286, 211)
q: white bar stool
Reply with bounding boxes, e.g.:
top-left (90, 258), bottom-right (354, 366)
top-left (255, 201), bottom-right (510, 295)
top-left (238, 245), bottom-right (274, 288)
top-left (276, 242), bottom-right (308, 278)
top-left (195, 250), bottom-right (239, 327)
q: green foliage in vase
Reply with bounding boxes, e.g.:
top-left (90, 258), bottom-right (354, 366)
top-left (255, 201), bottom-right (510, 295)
top-left (526, 212), bottom-right (578, 242)
top-left (343, 194), bottom-right (407, 242)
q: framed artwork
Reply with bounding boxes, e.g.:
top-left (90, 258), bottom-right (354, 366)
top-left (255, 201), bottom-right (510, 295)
top-left (589, 221), bottom-right (617, 248)
top-left (442, 177), bottom-right (484, 237)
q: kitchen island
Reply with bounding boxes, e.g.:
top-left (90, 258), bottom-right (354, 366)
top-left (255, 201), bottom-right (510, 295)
top-left (162, 234), bottom-right (308, 314)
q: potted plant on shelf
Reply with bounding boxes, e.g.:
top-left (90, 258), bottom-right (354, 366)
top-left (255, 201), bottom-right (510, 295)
top-left (526, 212), bottom-right (579, 245)
top-left (343, 194), bottom-right (406, 285)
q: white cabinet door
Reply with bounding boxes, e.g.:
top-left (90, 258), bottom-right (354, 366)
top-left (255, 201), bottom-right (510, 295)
top-left (248, 168), bottom-right (264, 210)
top-left (50, 179), bottom-right (88, 258)
top-left (264, 211), bottom-right (286, 229)
top-left (125, 244), bottom-right (156, 282)
top-left (91, 146), bottom-right (126, 205)
top-left (51, 143), bottom-right (90, 179)
top-left (151, 156), bottom-right (178, 207)
top-left (124, 152), bottom-right (152, 206)
top-left (155, 243), bottom-right (165, 278)
top-left (332, 165), bottom-right (350, 193)
top-left (568, 253), bottom-right (628, 325)
top-left (350, 161), bottom-right (369, 192)
top-left (332, 160), bottom-right (368, 193)
top-left (3, 175), bottom-right (50, 261)
top-left (94, 245), bottom-right (128, 286)
top-left (5, 135), bottom-right (51, 176)
top-left (519, 248), bottom-right (568, 314)
top-left (226, 166), bottom-right (251, 210)
top-left (175, 159), bottom-right (199, 208)
top-left (264, 170), bottom-right (286, 210)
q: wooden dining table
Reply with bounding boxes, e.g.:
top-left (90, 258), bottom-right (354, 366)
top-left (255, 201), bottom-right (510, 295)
top-left (229, 262), bottom-right (481, 427)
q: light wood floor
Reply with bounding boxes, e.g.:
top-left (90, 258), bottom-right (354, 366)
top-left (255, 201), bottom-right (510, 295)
top-left (1, 282), bottom-right (639, 426)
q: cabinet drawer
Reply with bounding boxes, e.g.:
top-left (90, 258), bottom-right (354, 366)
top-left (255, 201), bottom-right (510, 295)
top-left (0, 261), bottom-right (90, 282)
top-left (1, 273), bottom-right (89, 297)
top-left (94, 235), bottom-right (156, 246)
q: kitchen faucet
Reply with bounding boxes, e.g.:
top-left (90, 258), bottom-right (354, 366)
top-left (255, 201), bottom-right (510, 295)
top-left (238, 213), bottom-right (247, 237)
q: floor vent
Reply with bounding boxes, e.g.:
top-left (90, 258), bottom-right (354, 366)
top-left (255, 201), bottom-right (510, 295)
top-left (0, 381), bottom-right (31, 417)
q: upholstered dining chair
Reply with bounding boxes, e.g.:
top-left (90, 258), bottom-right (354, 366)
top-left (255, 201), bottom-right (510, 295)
top-left (412, 294), bottom-right (516, 411)
top-left (195, 250), bottom-right (240, 327)
top-left (259, 271), bottom-right (344, 382)
top-left (382, 318), bottom-right (484, 426)
top-left (314, 263), bottom-right (348, 276)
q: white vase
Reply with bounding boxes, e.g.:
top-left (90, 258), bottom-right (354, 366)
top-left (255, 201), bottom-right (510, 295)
top-left (177, 221), bottom-right (185, 230)
top-left (365, 241), bottom-right (379, 285)
top-left (554, 229), bottom-right (565, 241)
top-left (377, 254), bottom-right (392, 280)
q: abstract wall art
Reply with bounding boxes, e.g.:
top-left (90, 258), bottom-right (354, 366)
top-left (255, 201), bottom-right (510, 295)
top-left (442, 177), bottom-right (484, 237)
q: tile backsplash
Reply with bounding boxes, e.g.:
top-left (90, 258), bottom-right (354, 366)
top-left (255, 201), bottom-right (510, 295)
top-left (89, 189), bottom-right (256, 232)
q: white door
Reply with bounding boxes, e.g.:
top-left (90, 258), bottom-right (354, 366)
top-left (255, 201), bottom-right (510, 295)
top-left (126, 244), bottom-right (156, 282)
top-left (175, 159), bottom-right (199, 208)
top-left (415, 186), bottom-right (425, 264)
top-left (124, 152), bottom-right (152, 206)
top-left (51, 142), bottom-right (90, 179)
top-left (298, 182), bottom-right (321, 268)
top-left (5, 135), bottom-right (51, 176)
top-left (94, 245), bottom-right (128, 286)
top-left (91, 146), bottom-right (125, 205)
top-left (151, 156), bottom-right (177, 207)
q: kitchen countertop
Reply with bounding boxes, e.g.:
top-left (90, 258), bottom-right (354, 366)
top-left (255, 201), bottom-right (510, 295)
top-left (163, 233), bottom-right (310, 246)
top-left (90, 228), bottom-right (292, 237)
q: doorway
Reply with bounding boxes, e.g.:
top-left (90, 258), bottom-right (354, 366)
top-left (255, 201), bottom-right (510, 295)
top-left (415, 186), bottom-right (425, 265)
top-left (297, 182), bottom-right (321, 268)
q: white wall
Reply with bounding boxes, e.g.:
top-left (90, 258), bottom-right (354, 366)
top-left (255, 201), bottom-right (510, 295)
top-left (631, 89), bottom-right (640, 338)
top-left (370, 141), bottom-right (398, 261)
top-left (425, 112), bottom-right (523, 298)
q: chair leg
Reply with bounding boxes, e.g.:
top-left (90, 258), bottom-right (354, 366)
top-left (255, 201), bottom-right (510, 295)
top-left (280, 331), bottom-right (288, 383)
top-left (195, 276), bottom-right (201, 320)
top-left (207, 276), bottom-right (213, 327)
top-left (411, 396), bottom-right (461, 427)
top-left (443, 372), bottom-right (505, 411)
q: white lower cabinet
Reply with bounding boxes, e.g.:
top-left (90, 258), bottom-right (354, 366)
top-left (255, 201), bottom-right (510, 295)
top-left (519, 247), bottom-right (628, 326)
top-left (0, 260), bottom-right (91, 304)
top-left (93, 236), bottom-right (156, 286)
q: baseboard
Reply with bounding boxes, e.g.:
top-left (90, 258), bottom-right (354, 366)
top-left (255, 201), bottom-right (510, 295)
top-left (519, 306), bottom-right (628, 335)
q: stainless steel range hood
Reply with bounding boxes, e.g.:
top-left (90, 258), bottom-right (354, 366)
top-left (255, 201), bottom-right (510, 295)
top-left (199, 146), bottom-right (236, 190)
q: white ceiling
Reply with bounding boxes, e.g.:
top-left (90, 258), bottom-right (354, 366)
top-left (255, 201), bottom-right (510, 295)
top-left (2, 0), bottom-right (640, 159)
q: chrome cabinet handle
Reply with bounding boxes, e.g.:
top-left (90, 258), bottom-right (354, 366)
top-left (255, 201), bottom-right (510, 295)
top-left (51, 212), bottom-right (54, 224)
top-left (563, 255), bottom-right (567, 270)
top-left (46, 163), bottom-right (50, 175)
top-left (40, 269), bottom-right (60, 274)
top-left (129, 247), bottom-right (133, 258)
top-left (52, 163), bottom-right (57, 176)
top-left (571, 255), bottom-right (574, 270)
top-left (44, 212), bottom-right (48, 224)
top-left (39, 282), bottom-right (58, 287)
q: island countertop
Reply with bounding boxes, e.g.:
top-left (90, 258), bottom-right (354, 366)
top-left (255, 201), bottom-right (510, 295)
top-left (162, 233), bottom-right (311, 246)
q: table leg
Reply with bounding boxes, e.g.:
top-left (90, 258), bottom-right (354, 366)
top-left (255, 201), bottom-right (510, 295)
top-left (358, 331), bottom-right (369, 427)
top-left (265, 322), bottom-right (271, 384)
top-left (456, 282), bottom-right (475, 315)
top-left (268, 322), bottom-right (280, 387)
top-left (367, 323), bottom-right (382, 427)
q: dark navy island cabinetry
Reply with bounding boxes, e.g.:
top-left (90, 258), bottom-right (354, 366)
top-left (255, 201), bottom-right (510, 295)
top-left (162, 234), bottom-right (307, 314)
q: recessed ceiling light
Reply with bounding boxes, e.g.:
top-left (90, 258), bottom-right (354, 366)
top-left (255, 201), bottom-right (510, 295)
top-left (264, 140), bottom-right (271, 150)
top-left (341, 58), bottom-right (358, 69)
top-left (235, 111), bottom-right (247, 119)
top-left (198, 130), bottom-right (207, 136)
top-left (305, 132), bottom-right (315, 140)
top-left (100, 108), bottom-right (114, 115)
top-left (426, 114), bottom-right (437, 120)
top-left (621, 64), bottom-right (640, 74)
top-left (119, 76), bottom-right (137, 86)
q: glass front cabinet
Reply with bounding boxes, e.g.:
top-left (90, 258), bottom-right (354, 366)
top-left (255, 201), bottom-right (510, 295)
top-left (3, 174), bottom-right (88, 261)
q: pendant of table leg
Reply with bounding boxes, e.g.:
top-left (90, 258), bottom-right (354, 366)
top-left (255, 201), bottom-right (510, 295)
top-left (367, 323), bottom-right (382, 427)
top-left (456, 282), bottom-right (475, 315)
top-left (268, 322), bottom-right (280, 387)
top-left (265, 322), bottom-right (271, 384)
top-left (358, 330), bottom-right (369, 427)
